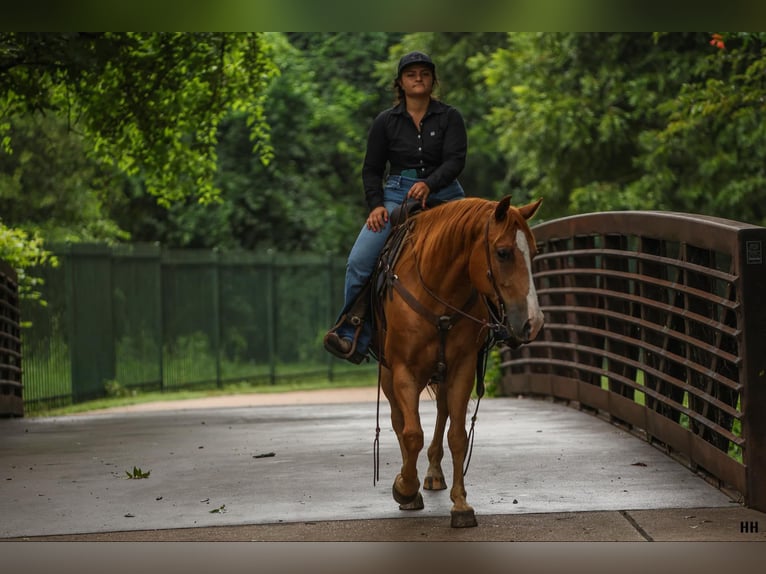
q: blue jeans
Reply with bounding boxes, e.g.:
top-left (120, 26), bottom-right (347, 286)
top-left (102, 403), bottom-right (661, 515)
top-left (334, 176), bottom-right (465, 354)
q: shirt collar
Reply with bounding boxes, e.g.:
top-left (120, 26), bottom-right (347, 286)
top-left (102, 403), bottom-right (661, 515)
top-left (392, 98), bottom-right (444, 117)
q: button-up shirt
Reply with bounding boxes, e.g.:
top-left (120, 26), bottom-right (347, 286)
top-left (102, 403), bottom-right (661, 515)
top-left (361, 99), bottom-right (467, 211)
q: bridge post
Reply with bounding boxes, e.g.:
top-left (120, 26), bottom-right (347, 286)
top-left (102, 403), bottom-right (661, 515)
top-left (0, 260), bottom-right (22, 417)
top-left (739, 227), bottom-right (766, 512)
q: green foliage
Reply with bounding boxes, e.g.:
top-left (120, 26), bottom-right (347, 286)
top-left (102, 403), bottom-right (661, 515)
top-left (3, 32), bottom-right (766, 285)
top-left (483, 348), bottom-right (502, 398)
top-left (1, 32), bottom-right (278, 300)
top-left (125, 466), bottom-right (150, 479)
top-left (104, 33), bottom-right (401, 254)
top-left (1, 32), bottom-right (277, 206)
top-left (0, 222), bottom-right (57, 306)
top-left (0, 114), bottom-right (129, 244)
top-left (629, 33), bottom-right (766, 225)
top-left (104, 379), bottom-right (135, 398)
top-left (480, 32), bottom-right (766, 226)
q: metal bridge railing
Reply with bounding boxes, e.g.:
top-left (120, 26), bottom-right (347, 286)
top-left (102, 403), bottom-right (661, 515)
top-left (501, 211), bottom-right (766, 513)
top-left (0, 259), bottom-right (22, 417)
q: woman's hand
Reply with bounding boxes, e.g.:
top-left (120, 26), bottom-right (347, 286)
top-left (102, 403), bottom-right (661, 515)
top-left (366, 206), bottom-right (389, 232)
top-left (407, 181), bottom-right (431, 208)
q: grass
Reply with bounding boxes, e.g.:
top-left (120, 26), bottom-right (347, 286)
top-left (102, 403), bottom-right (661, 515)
top-left (26, 374), bottom-right (379, 418)
top-left (599, 368), bottom-right (743, 463)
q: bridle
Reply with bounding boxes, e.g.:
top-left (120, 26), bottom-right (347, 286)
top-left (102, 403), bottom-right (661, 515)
top-left (408, 212), bottom-right (520, 342)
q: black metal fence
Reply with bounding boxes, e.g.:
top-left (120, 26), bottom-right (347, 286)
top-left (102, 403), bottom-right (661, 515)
top-left (501, 211), bottom-right (766, 512)
top-left (21, 244), bottom-right (375, 411)
top-left (0, 259), bottom-right (22, 416)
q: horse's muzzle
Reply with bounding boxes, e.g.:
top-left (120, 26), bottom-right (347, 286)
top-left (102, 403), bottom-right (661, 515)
top-left (504, 312), bottom-right (544, 348)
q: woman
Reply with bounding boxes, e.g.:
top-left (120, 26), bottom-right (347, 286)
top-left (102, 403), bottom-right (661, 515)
top-left (324, 50), bottom-right (468, 363)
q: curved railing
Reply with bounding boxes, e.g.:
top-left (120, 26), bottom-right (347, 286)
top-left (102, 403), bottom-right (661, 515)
top-left (0, 259), bottom-right (22, 417)
top-left (500, 211), bottom-right (766, 512)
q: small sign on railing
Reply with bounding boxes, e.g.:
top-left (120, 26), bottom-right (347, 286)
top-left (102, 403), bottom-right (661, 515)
top-left (746, 240), bottom-right (762, 264)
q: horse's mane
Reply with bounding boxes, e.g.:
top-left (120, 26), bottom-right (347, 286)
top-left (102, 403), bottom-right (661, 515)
top-left (409, 197), bottom-right (495, 259)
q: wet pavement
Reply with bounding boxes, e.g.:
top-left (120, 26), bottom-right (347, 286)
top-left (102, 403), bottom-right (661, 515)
top-left (1, 391), bottom-right (764, 542)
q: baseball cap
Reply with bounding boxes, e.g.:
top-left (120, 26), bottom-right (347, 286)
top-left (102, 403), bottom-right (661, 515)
top-left (397, 51), bottom-right (435, 76)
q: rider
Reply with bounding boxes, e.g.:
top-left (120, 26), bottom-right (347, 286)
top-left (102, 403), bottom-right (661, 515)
top-left (323, 50), bottom-right (468, 363)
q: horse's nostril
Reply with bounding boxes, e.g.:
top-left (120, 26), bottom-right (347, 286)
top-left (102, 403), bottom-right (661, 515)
top-left (522, 320), bottom-right (532, 341)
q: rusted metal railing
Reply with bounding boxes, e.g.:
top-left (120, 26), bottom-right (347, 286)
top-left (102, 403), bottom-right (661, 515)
top-left (500, 211), bottom-right (766, 512)
top-left (0, 259), bottom-right (22, 417)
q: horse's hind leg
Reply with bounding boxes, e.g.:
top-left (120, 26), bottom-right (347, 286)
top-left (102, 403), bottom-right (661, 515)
top-left (424, 383), bottom-right (448, 491)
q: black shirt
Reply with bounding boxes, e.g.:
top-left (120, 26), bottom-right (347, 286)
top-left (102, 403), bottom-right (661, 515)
top-left (361, 99), bottom-right (467, 211)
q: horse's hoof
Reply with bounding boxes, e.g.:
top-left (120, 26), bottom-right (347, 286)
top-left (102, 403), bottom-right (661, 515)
top-left (392, 483), bottom-right (419, 506)
top-left (398, 491), bottom-right (424, 511)
top-left (450, 509), bottom-right (478, 528)
top-left (423, 476), bottom-right (447, 491)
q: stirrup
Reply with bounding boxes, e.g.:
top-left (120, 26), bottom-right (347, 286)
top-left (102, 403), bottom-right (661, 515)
top-left (323, 325), bottom-right (368, 365)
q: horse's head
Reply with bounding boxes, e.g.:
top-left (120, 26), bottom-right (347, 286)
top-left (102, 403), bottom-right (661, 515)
top-left (471, 196), bottom-right (544, 348)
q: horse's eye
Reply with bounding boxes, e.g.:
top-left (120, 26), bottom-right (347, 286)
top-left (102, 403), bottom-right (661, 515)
top-left (496, 247), bottom-right (515, 262)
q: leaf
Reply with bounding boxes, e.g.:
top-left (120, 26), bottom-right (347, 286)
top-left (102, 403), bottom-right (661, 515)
top-left (125, 466), bottom-right (151, 479)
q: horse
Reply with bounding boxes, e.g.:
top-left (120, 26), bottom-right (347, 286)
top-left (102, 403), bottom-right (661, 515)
top-left (372, 195), bottom-right (544, 528)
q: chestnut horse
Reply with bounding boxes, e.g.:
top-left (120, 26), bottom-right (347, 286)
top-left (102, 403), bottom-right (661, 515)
top-left (373, 195), bottom-right (544, 528)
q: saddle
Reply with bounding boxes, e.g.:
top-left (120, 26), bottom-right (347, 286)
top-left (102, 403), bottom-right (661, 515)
top-left (326, 198), bottom-right (443, 364)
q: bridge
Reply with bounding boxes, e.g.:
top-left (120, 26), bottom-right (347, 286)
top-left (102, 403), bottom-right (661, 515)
top-left (2, 210), bottom-right (766, 543)
top-left (501, 210), bottom-right (766, 514)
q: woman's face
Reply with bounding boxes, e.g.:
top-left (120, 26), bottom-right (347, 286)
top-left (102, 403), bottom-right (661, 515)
top-left (399, 64), bottom-right (434, 96)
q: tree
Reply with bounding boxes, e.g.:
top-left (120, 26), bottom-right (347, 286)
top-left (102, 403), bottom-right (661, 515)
top-left (479, 32), bottom-right (766, 225)
top-left (1, 32), bottom-right (277, 206)
top-left (111, 32), bottom-right (399, 254)
top-left (0, 114), bottom-right (128, 243)
top-left (629, 32), bottom-right (766, 225)
top-left (1, 32), bottom-right (277, 299)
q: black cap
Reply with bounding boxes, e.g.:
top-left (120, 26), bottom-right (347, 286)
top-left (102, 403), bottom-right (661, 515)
top-left (397, 51), bottom-right (435, 76)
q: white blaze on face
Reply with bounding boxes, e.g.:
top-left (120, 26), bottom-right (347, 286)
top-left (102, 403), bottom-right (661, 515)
top-left (515, 229), bottom-right (544, 339)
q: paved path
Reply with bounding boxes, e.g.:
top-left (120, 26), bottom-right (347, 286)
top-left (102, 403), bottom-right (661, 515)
top-left (2, 388), bottom-right (764, 542)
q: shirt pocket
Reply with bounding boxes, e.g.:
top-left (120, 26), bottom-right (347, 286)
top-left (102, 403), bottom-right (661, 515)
top-left (424, 117), bottom-right (446, 151)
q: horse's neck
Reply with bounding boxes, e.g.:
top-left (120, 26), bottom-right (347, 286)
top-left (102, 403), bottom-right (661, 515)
top-left (402, 232), bottom-right (478, 307)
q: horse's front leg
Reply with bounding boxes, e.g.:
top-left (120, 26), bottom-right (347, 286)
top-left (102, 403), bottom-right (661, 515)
top-left (446, 369), bottom-right (478, 528)
top-left (424, 383), bottom-right (448, 491)
top-left (383, 366), bottom-right (425, 511)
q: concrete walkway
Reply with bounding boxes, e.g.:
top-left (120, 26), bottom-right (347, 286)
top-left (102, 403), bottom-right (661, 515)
top-left (2, 388), bottom-right (764, 542)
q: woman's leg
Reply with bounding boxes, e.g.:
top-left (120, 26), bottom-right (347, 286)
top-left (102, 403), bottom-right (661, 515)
top-left (331, 179), bottom-right (408, 348)
top-left (335, 219), bottom-right (393, 343)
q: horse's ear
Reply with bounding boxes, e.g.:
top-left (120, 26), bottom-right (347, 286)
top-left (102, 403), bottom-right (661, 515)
top-left (494, 195), bottom-right (512, 222)
top-left (519, 197), bottom-right (543, 221)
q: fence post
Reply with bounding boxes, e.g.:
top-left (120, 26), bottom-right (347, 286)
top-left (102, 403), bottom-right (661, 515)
top-left (266, 249), bottom-right (277, 385)
top-left (739, 227), bottom-right (766, 512)
top-left (212, 248), bottom-right (222, 388)
top-left (156, 243), bottom-right (165, 393)
top-left (64, 244), bottom-right (76, 402)
top-left (326, 251), bottom-right (335, 382)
